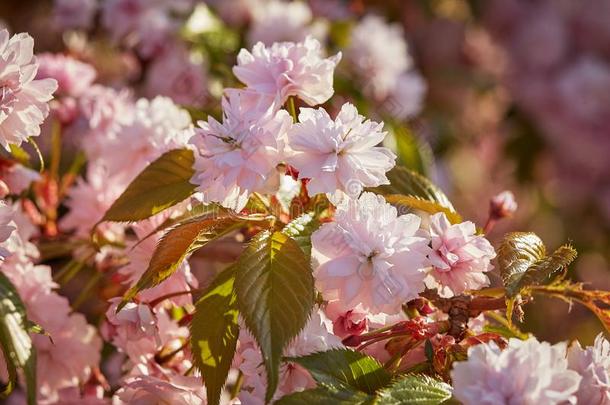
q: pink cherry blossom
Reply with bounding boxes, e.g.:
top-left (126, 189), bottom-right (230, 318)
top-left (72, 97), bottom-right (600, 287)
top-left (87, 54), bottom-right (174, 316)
top-left (233, 36), bottom-right (341, 107)
top-left (568, 333), bottom-right (610, 405)
top-left (113, 374), bottom-right (206, 405)
top-left (452, 337), bottom-right (581, 405)
top-left (0, 161), bottom-right (40, 195)
top-left (189, 90), bottom-right (292, 211)
top-left (325, 301), bottom-right (368, 338)
top-left (347, 15), bottom-right (411, 100)
top-left (0, 30), bottom-right (58, 150)
top-left (312, 192), bottom-right (430, 314)
top-left (53, 0), bottom-right (98, 31)
top-left (287, 103), bottom-right (396, 197)
top-left (145, 45), bottom-right (207, 106)
top-left (236, 309), bottom-right (341, 403)
top-left (36, 53), bottom-right (96, 97)
top-left (425, 212), bottom-right (496, 297)
top-left (247, 0), bottom-right (327, 46)
top-left (105, 298), bottom-right (157, 344)
top-left (0, 200), bottom-right (15, 260)
top-left (60, 164), bottom-right (126, 239)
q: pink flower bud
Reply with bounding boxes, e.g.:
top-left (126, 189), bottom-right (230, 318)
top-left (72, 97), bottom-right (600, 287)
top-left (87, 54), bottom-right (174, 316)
top-left (490, 190), bottom-right (518, 219)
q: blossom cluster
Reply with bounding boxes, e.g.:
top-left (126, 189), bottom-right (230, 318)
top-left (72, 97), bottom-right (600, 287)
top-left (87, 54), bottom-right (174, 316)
top-left (0, 3), bottom-right (608, 405)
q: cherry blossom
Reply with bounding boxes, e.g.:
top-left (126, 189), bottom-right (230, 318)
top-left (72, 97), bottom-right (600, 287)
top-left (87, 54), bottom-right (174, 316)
top-left (312, 192), bottom-right (430, 314)
top-left (233, 36), bottom-right (341, 107)
top-left (0, 30), bottom-right (58, 150)
top-left (568, 333), bottom-right (610, 405)
top-left (452, 337), bottom-right (582, 405)
top-left (189, 90), bottom-right (292, 211)
top-left (286, 103), bottom-right (396, 197)
top-left (425, 212), bottom-right (496, 297)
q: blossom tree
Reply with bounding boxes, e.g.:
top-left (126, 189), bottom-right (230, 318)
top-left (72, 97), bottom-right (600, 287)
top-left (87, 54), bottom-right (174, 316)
top-left (0, 4), bottom-right (608, 405)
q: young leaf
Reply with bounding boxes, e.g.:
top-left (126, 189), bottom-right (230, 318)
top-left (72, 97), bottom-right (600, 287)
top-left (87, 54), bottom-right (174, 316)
top-left (234, 231), bottom-right (315, 403)
top-left (289, 349), bottom-right (391, 394)
top-left (369, 166), bottom-right (455, 212)
top-left (119, 212), bottom-right (249, 310)
top-left (498, 233), bottom-right (577, 297)
top-left (101, 148), bottom-right (197, 222)
top-left (514, 244), bottom-right (577, 293)
top-left (376, 374), bottom-right (452, 405)
top-left (497, 232), bottom-right (546, 296)
top-left (190, 267), bottom-right (239, 405)
top-left (281, 212), bottom-right (321, 259)
top-left (0, 273), bottom-right (36, 405)
top-left (275, 386), bottom-right (376, 405)
top-left (384, 194), bottom-right (462, 224)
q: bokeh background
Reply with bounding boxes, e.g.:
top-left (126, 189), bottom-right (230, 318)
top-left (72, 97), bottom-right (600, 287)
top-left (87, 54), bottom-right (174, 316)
top-left (1, 0), bottom-right (608, 344)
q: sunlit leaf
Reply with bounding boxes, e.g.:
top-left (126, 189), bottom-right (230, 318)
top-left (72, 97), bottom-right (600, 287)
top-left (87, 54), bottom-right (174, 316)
top-left (190, 267), bottom-right (239, 405)
top-left (102, 148), bottom-right (197, 222)
top-left (234, 231), bottom-right (314, 402)
top-left (0, 273), bottom-right (36, 405)
top-left (289, 349), bottom-right (391, 394)
top-left (384, 195), bottom-right (462, 224)
top-left (275, 386), bottom-right (375, 405)
top-left (376, 374), bottom-right (452, 405)
top-left (498, 233), bottom-right (577, 297)
top-left (281, 212), bottom-right (321, 259)
top-left (497, 232), bottom-right (546, 296)
top-left (119, 211), bottom-right (250, 310)
top-left (369, 166), bottom-right (455, 212)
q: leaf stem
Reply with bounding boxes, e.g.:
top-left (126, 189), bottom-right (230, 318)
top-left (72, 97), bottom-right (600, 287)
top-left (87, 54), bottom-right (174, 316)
top-left (287, 96), bottom-right (298, 123)
top-left (27, 137), bottom-right (44, 173)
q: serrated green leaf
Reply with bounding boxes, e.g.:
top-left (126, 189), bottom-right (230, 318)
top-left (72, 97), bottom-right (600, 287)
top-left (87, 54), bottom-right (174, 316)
top-left (497, 232), bottom-right (546, 296)
top-left (281, 212), bottom-right (321, 259)
top-left (0, 273), bottom-right (36, 405)
top-left (102, 148), bottom-right (197, 222)
top-left (234, 231), bottom-right (315, 403)
top-left (369, 166), bottom-right (455, 212)
top-left (290, 349), bottom-right (391, 394)
top-left (384, 195), bottom-right (462, 224)
top-left (275, 386), bottom-right (376, 405)
top-left (190, 267), bottom-right (239, 405)
top-left (119, 212), bottom-right (248, 310)
top-left (376, 374), bottom-right (452, 405)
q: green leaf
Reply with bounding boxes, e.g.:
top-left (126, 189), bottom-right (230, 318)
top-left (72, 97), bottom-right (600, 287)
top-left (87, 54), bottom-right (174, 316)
top-left (0, 273), bottom-right (36, 405)
top-left (391, 124), bottom-right (433, 176)
top-left (370, 166), bottom-right (455, 212)
top-left (376, 374), bottom-right (452, 405)
top-left (190, 267), bottom-right (239, 405)
top-left (290, 349), bottom-right (391, 394)
top-left (276, 386), bottom-right (376, 405)
top-left (119, 211), bottom-right (249, 310)
top-left (101, 148), bottom-right (196, 222)
top-left (384, 195), bottom-right (462, 224)
top-left (281, 212), bottom-right (321, 259)
top-left (234, 231), bottom-right (315, 402)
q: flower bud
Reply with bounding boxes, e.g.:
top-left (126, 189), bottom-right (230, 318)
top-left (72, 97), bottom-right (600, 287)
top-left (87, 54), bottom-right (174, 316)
top-left (490, 190), bottom-right (518, 219)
